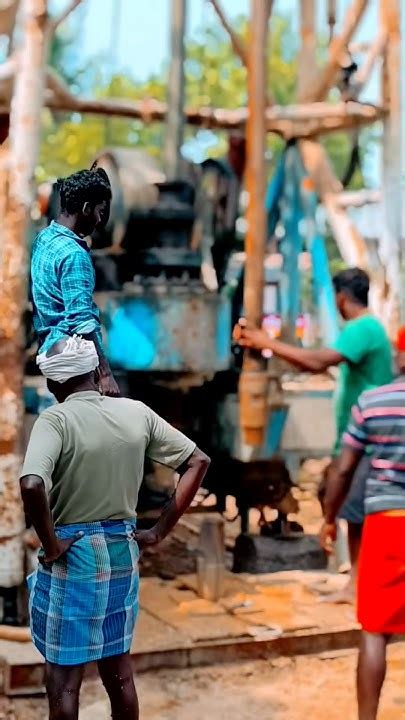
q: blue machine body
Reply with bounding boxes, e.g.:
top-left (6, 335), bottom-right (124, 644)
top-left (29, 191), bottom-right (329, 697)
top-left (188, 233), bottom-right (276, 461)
top-left (92, 145), bottom-right (337, 462)
top-left (27, 145), bottom-right (337, 466)
top-left (96, 286), bottom-right (231, 374)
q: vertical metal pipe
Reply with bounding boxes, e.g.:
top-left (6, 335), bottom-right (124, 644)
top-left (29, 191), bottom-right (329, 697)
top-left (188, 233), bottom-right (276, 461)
top-left (164, 0), bottom-right (186, 179)
top-left (239, 0), bottom-right (269, 447)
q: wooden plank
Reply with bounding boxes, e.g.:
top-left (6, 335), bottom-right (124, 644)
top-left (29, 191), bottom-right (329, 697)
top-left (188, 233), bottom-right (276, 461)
top-left (140, 579), bottom-right (251, 643)
top-left (131, 626), bottom-right (363, 675)
top-left (131, 608), bottom-right (191, 654)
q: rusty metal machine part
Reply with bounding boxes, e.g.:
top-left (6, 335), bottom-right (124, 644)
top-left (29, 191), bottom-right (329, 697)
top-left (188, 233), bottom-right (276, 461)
top-left (30, 142), bottom-right (294, 537)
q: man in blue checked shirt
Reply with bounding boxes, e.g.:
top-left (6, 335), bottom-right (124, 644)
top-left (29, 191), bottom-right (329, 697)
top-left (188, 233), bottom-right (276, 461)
top-left (31, 167), bottom-right (120, 397)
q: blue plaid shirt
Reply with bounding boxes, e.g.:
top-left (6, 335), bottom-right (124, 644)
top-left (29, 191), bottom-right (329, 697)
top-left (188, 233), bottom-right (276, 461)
top-left (31, 221), bottom-right (102, 353)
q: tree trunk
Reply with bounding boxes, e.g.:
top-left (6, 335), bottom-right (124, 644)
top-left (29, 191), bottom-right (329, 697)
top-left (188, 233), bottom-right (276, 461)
top-left (0, 0), bottom-right (49, 589)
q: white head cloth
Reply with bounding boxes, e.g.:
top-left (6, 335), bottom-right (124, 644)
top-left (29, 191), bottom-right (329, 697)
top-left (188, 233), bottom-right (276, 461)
top-left (36, 335), bottom-right (99, 383)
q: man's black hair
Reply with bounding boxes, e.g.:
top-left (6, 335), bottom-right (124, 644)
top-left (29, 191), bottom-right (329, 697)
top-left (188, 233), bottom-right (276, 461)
top-left (56, 167), bottom-right (111, 215)
top-left (332, 267), bottom-right (369, 307)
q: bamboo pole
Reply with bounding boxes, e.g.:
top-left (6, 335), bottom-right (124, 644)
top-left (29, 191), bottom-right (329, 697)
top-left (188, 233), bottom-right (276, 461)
top-left (302, 0), bottom-right (369, 103)
top-left (0, 0), bottom-right (18, 37)
top-left (239, 0), bottom-right (270, 448)
top-left (163, 0), bottom-right (186, 179)
top-left (208, 0), bottom-right (248, 67)
top-left (208, 0), bottom-right (274, 106)
top-left (379, 0), bottom-right (401, 336)
top-left (49, 0), bottom-right (83, 32)
top-left (353, 29), bottom-right (387, 94)
top-left (0, 67), bottom-right (381, 136)
top-left (44, 93), bottom-right (383, 133)
top-left (297, 0), bottom-right (318, 102)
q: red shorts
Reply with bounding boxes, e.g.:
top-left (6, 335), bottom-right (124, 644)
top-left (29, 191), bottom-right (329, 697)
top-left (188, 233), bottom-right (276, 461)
top-left (358, 512), bottom-right (405, 634)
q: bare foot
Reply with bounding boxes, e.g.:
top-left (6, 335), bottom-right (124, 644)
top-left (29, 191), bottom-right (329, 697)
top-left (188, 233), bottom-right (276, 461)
top-left (318, 582), bottom-right (355, 605)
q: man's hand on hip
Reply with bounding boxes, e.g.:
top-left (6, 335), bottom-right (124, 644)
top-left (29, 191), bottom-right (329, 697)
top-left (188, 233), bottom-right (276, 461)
top-left (133, 527), bottom-right (160, 552)
top-left (42, 532), bottom-right (84, 565)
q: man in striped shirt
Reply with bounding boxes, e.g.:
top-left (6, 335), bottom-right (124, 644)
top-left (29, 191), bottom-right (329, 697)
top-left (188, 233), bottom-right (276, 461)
top-left (320, 327), bottom-right (405, 720)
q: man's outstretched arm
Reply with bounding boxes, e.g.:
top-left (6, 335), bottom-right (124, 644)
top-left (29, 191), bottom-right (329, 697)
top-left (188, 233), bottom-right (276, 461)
top-left (134, 448), bottom-right (210, 549)
top-left (233, 323), bottom-right (343, 373)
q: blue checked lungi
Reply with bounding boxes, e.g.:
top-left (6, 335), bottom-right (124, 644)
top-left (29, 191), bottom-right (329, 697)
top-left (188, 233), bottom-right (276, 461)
top-left (27, 520), bottom-right (139, 666)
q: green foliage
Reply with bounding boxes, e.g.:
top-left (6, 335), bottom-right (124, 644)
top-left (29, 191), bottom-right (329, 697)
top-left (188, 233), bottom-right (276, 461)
top-left (37, 10), bottom-right (368, 197)
top-left (38, 13), bottom-right (299, 180)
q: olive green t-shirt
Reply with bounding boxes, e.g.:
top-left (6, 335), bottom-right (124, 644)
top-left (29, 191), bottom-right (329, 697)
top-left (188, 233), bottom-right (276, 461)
top-left (22, 392), bottom-right (196, 526)
top-left (331, 314), bottom-right (393, 454)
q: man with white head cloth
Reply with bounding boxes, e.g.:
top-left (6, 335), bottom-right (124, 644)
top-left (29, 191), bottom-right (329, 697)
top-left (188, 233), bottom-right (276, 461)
top-left (31, 166), bottom-right (119, 397)
top-left (20, 337), bottom-right (210, 720)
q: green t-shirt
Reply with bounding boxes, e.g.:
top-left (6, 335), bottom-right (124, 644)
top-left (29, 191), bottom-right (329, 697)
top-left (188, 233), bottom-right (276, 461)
top-left (331, 314), bottom-right (393, 454)
top-left (21, 392), bottom-right (196, 525)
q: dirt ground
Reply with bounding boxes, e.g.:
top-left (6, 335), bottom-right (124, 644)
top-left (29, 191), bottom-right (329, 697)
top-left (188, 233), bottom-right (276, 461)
top-left (2, 643), bottom-right (405, 719)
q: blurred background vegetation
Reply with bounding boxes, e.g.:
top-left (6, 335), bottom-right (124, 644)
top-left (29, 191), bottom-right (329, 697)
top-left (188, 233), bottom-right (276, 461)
top-left (38, 10), bottom-right (375, 201)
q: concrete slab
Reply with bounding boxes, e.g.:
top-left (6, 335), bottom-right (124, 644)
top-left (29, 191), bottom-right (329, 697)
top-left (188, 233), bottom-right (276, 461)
top-left (0, 571), bottom-right (363, 696)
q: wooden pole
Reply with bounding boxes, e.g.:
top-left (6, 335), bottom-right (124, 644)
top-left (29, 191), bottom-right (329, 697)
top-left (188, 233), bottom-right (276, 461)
top-left (208, 0), bottom-right (273, 106)
top-left (353, 30), bottom-right (387, 94)
top-left (303, 0), bottom-right (369, 103)
top-left (379, 0), bottom-right (401, 336)
top-left (0, 0), bottom-right (49, 590)
top-left (37, 79), bottom-right (385, 135)
top-left (239, 0), bottom-right (269, 448)
top-left (297, 0), bottom-right (318, 102)
top-left (208, 0), bottom-right (248, 67)
top-left (163, 0), bottom-right (186, 179)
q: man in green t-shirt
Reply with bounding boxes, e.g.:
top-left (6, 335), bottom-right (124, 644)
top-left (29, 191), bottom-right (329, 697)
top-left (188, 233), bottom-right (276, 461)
top-left (234, 268), bottom-right (393, 603)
